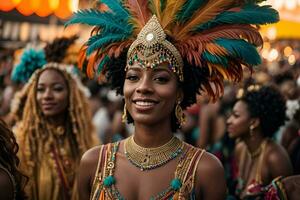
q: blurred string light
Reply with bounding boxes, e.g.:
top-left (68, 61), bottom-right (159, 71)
top-left (0, 0), bottom-right (78, 19)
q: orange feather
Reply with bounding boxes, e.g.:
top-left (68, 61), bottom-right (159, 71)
top-left (78, 45), bottom-right (88, 70)
top-left (205, 43), bottom-right (228, 56)
top-left (86, 52), bottom-right (97, 78)
top-left (125, 0), bottom-right (151, 29)
top-left (177, 0), bottom-right (236, 39)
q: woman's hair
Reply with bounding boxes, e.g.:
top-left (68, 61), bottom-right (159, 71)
top-left (105, 49), bottom-right (210, 131)
top-left (239, 86), bottom-right (286, 137)
top-left (44, 35), bottom-right (78, 63)
top-left (0, 119), bottom-right (28, 199)
top-left (17, 63), bottom-right (94, 175)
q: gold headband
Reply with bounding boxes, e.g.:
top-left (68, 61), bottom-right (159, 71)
top-left (127, 15), bottom-right (184, 81)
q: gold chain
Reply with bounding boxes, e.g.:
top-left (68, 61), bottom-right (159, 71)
top-left (124, 136), bottom-right (183, 171)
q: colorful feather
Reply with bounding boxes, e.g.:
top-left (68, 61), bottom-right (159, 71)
top-left (196, 5), bottom-right (279, 31)
top-left (11, 48), bottom-right (46, 83)
top-left (86, 33), bottom-right (129, 56)
top-left (176, 0), bottom-right (207, 23)
top-left (177, 0), bottom-right (236, 39)
top-left (149, 0), bottom-right (166, 21)
top-left (160, 0), bottom-right (187, 28)
top-left (101, 0), bottom-right (130, 20)
top-left (66, 9), bottom-right (131, 34)
top-left (125, 0), bottom-right (151, 29)
top-left (215, 38), bottom-right (261, 66)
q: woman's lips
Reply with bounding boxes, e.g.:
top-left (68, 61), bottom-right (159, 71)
top-left (133, 100), bottom-right (158, 111)
top-left (42, 103), bottom-right (57, 110)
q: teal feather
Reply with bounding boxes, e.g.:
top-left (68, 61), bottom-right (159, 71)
top-left (97, 55), bottom-right (110, 74)
top-left (196, 5), bottom-right (279, 31)
top-left (177, 0), bottom-right (207, 23)
top-left (65, 9), bottom-right (131, 34)
top-left (202, 51), bottom-right (229, 67)
top-left (160, 0), bottom-right (167, 12)
top-left (11, 48), bottom-right (46, 83)
top-left (215, 39), bottom-right (261, 65)
top-left (101, 0), bottom-right (129, 20)
top-left (87, 33), bottom-right (127, 56)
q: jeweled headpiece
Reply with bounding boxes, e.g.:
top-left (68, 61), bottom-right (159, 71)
top-left (66, 0), bottom-right (279, 100)
top-left (127, 15), bottom-right (184, 81)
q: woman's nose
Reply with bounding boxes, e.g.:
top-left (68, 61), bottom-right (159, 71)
top-left (136, 75), bottom-right (154, 94)
top-left (43, 88), bottom-right (54, 99)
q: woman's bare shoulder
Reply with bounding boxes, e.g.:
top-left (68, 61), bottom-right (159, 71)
top-left (195, 150), bottom-right (226, 199)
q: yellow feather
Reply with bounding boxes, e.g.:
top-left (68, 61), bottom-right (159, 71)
top-left (161, 0), bottom-right (187, 29)
top-left (149, 0), bottom-right (162, 21)
top-left (209, 63), bottom-right (229, 80)
top-left (177, 0), bottom-right (235, 40)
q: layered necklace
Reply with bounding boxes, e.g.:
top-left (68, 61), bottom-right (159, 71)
top-left (124, 135), bottom-right (184, 171)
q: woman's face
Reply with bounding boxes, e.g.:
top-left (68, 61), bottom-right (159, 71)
top-left (123, 62), bottom-right (180, 126)
top-left (227, 100), bottom-right (252, 138)
top-left (36, 69), bottom-right (69, 117)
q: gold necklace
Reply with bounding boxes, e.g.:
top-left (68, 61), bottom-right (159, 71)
top-left (248, 139), bottom-right (267, 159)
top-left (124, 136), bottom-right (184, 171)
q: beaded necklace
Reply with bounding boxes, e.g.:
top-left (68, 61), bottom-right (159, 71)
top-left (124, 136), bottom-right (184, 171)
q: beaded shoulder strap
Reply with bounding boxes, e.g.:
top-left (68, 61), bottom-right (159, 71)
top-left (176, 145), bottom-right (205, 197)
top-left (90, 145), bottom-right (107, 200)
top-left (90, 142), bottom-right (120, 200)
top-left (0, 163), bottom-right (16, 200)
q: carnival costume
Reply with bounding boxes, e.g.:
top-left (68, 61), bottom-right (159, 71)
top-left (11, 39), bottom-right (96, 200)
top-left (67, 0), bottom-right (279, 199)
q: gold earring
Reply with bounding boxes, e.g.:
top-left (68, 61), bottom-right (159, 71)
top-left (175, 101), bottom-right (186, 127)
top-left (122, 103), bottom-right (127, 123)
top-left (249, 125), bottom-right (254, 137)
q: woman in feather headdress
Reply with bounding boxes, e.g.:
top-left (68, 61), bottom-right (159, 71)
top-left (11, 37), bottom-right (97, 200)
top-left (66, 0), bottom-right (279, 199)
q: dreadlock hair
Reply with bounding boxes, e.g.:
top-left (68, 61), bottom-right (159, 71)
top-left (44, 35), bottom-right (78, 63)
top-left (105, 48), bottom-right (209, 132)
top-left (0, 119), bottom-right (28, 200)
top-left (239, 85), bottom-right (286, 138)
top-left (16, 62), bottom-right (94, 176)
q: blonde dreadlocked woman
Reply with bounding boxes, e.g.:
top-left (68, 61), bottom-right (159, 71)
top-left (13, 62), bottom-right (97, 200)
top-left (66, 0), bottom-right (279, 199)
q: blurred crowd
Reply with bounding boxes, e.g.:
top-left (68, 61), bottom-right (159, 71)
top-left (0, 37), bottom-right (299, 199)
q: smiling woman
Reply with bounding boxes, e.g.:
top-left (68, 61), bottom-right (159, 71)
top-left (13, 63), bottom-right (96, 200)
top-left (66, 0), bottom-right (280, 199)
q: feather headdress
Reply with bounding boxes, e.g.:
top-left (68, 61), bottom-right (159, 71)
top-left (11, 48), bottom-right (47, 84)
top-left (66, 0), bottom-right (279, 100)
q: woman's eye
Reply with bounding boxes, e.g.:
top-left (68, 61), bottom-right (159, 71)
top-left (37, 87), bottom-right (45, 92)
top-left (154, 77), bottom-right (169, 83)
top-left (53, 87), bottom-right (64, 92)
top-left (126, 75), bottom-right (139, 81)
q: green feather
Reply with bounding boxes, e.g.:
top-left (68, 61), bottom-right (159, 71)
top-left (87, 33), bottom-right (127, 56)
top-left (101, 0), bottom-right (129, 20)
top-left (65, 9), bottom-right (132, 34)
top-left (215, 39), bottom-right (261, 65)
top-left (160, 0), bottom-right (167, 12)
top-left (97, 55), bottom-right (110, 74)
top-left (196, 5), bottom-right (279, 31)
top-left (202, 51), bottom-right (229, 67)
top-left (177, 0), bottom-right (207, 23)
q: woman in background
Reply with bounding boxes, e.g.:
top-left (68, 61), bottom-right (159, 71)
top-left (227, 85), bottom-right (293, 199)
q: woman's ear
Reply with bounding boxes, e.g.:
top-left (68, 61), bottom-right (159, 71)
top-left (250, 118), bottom-right (260, 129)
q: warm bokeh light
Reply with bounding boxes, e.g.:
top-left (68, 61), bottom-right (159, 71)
top-left (284, 46), bottom-right (293, 57)
top-left (288, 54), bottom-right (296, 65)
